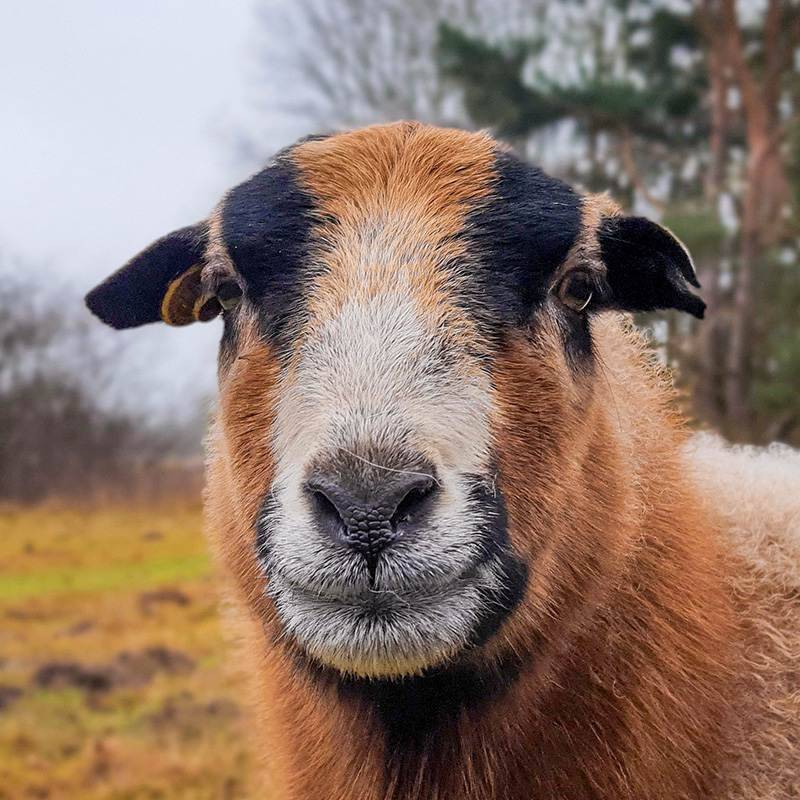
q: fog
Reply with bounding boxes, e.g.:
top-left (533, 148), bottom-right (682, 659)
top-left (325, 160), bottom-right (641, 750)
top-left (0, 0), bottom-right (305, 412)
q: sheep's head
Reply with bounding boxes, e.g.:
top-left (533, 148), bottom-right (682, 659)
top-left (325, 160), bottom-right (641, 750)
top-left (87, 123), bottom-right (703, 680)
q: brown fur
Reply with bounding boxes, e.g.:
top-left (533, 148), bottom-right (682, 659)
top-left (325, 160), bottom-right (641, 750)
top-left (202, 124), bottom-right (798, 799)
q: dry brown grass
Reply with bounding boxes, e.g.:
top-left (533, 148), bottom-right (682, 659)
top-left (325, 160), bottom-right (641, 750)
top-left (0, 504), bottom-right (256, 799)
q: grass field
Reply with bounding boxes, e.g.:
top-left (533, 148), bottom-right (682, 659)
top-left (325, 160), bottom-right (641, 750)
top-left (0, 505), bottom-right (254, 800)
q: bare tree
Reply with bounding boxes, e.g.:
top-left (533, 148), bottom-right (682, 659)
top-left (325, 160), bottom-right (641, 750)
top-left (254, 0), bottom-right (538, 132)
top-left (0, 261), bottom-right (199, 503)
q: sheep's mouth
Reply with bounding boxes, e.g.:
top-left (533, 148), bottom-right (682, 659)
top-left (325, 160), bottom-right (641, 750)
top-left (268, 558), bottom-right (484, 607)
top-left (268, 570), bottom-right (491, 678)
top-left (265, 553), bottom-right (527, 679)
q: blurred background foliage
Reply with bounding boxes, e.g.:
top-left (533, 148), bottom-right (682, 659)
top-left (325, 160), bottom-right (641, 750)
top-left (0, 268), bottom-right (205, 504)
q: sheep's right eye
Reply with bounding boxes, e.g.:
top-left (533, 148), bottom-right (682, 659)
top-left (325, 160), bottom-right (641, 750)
top-left (557, 271), bottom-right (594, 313)
top-left (217, 280), bottom-right (243, 311)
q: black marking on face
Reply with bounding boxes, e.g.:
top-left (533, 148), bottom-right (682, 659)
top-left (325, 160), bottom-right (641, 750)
top-left (296, 645), bottom-right (525, 791)
top-left (221, 152), bottom-right (318, 352)
top-left (462, 150), bottom-right (582, 337)
top-left (556, 305), bottom-right (596, 370)
top-left (464, 474), bottom-right (529, 647)
top-left (346, 653), bottom-right (523, 753)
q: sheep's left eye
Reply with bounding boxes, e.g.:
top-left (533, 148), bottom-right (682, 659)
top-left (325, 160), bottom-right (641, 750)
top-left (217, 280), bottom-right (243, 311)
top-left (558, 272), bottom-right (594, 313)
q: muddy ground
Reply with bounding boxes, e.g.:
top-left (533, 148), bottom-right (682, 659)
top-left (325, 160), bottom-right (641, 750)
top-left (0, 506), bottom-right (258, 799)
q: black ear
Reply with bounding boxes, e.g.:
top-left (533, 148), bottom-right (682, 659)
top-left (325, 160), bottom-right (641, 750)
top-left (85, 223), bottom-right (221, 329)
top-left (596, 216), bottom-right (705, 319)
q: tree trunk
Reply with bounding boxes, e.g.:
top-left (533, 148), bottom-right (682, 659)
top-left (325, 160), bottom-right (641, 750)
top-left (693, 0), bottom-right (733, 430)
top-left (717, 0), bottom-right (791, 439)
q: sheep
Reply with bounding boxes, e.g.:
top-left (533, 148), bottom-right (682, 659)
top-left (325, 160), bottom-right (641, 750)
top-left (86, 122), bottom-right (800, 800)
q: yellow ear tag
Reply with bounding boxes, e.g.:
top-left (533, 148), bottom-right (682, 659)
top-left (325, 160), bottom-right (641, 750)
top-left (160, 265), bottom-right (206, 326)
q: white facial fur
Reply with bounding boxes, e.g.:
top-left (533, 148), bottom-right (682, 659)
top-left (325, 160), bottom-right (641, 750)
top-left (260, 290), bottom-right (504, 677)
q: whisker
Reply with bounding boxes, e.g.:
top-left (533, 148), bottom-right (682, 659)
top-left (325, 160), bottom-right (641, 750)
top-left (337, 447), bottom-right (441, 486)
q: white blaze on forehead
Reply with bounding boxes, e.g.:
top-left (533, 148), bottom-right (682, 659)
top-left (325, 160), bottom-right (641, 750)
top-left (272, 290), bottom-right (494, 482)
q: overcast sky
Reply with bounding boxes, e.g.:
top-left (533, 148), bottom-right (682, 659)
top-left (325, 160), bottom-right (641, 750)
top-left (1, 1), bottom-right (308, 413)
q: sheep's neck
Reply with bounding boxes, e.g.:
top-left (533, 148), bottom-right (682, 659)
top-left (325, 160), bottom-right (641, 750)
top-left (281, 655), bottom-right (540, 800)
top-left (270, 547), bottom-right (738, 800)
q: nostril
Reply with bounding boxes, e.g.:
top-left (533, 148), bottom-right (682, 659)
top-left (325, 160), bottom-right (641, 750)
top-left (306, 481), bottom-right (349, 536)
top-left (391, 477), bottom-right (437, 528)
top-left (303, 463), bottom-right (439, 566)
top-left (310, 486), bottom-right (344, 524)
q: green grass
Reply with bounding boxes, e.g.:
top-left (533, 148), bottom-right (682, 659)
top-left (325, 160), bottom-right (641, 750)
top-left (0, 553), bottom-right (210, 600)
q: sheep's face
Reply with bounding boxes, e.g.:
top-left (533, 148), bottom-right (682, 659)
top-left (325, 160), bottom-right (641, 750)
top-left (87, 123), bottom-right (703, 679)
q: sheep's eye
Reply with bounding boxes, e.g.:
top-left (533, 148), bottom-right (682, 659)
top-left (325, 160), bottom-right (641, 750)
top-left (558, 271), bottom-right (594, 313)
top-left (217, 280), bottom-right (243, 311)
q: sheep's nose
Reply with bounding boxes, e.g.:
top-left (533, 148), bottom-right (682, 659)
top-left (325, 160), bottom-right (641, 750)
top-left (305, 464), bottom-right (438, 572)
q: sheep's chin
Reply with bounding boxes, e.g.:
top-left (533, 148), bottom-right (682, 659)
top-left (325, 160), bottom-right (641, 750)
top-left (310, 650), bottom-right (451, 680)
